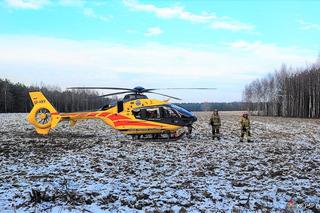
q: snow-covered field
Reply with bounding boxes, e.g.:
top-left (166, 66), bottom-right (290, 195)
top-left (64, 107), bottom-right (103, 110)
top-left (0, 112), bottom-right (319, 212)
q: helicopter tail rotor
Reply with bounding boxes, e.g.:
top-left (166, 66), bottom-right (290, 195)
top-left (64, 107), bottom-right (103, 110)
top-left (27, 92), bottom-right (61, 134)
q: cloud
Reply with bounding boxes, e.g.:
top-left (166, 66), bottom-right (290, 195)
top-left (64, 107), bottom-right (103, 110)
top-left (4, 1), bottom-right (112, 22)
top-left (0, 36), bottom-right (317, 101)
top-left (144, 27), bottom-right (163, 37)
top-left (59, 0), bottom-right (84, 7)
top-left (4, 0), bottom-right (48, 9)
top-left (211, 20), bottom-right (254, 31)
top-left (0, 36), bottom-right (314, 79)
top-left (226, 40), bottom-right (314, 63)
top-left (83, 8), bottom-right (110, 22)
top-left (124, 0), bottom-right (214, 23)
top-left (228, 40), bottom-right (254, 49)
top-left (4, 0), bottom-right (85, 9)
top-left (123, 0), bottom-right (254, 32)
top-left (298, 20), bottom-right (320, 31)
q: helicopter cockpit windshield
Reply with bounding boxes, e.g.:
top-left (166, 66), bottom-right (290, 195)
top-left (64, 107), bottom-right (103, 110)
top-left (168, 104), bottom-right (194, 117)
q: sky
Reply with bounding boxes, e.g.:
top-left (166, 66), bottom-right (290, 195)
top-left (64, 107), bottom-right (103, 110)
top-left (0, 0), bottom-right (319, 102)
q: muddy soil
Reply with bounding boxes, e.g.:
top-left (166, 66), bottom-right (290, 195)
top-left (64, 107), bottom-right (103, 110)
top-left (0, 112), bottom-right (319, 212)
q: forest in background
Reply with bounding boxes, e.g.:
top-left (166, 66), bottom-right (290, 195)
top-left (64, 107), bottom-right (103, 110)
top-left (0, 79), bottom-right (107, 113)
top-left (0, 78), bottom-right (245, 113)
top-left (243, 62), bottom-right (320, 118)
top-left (3, 59), bottom-right (320, 117)
top-left (176, 102), bottom-right (246, 112)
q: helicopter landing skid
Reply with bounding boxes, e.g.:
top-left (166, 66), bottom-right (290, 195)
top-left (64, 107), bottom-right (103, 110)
top-left (131, 131), bottom-right (185, 142)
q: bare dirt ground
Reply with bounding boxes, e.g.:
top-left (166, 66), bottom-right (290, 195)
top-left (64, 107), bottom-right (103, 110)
top-left (0, 112), bottom-right (320, 212)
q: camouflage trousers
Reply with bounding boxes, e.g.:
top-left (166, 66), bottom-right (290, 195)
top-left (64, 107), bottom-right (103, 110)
top-left (240, 127), bottom-right (251, 141)
top-left (212, 126), bottom-right (220, 139)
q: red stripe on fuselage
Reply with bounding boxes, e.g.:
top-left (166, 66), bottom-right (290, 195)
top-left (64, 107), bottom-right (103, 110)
top-left (79, 113), bottom-right (88, 117)
top-left (60, 113), bottom-right (79, 117)
top-left (99, 112), bottom-right (110, 117)
top-left (108, 114), bottom-right (129, 121)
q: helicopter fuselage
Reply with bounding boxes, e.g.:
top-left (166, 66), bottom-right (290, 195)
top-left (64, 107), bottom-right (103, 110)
top-left (27, 92), bottom-right (197, 136)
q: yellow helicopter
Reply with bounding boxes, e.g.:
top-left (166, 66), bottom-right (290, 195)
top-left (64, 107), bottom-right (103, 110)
top-left (27, 86), bottom-right (215, 140)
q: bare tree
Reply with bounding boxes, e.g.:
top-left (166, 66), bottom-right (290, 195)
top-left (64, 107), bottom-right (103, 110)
top-left (243, 62), bottom-right (320, 118)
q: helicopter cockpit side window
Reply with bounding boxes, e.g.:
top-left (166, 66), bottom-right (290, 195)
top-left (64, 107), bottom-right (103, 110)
top-left (146, 108), bottom-right (160, 119)
top-left (132, 108), bottom-right (140, 118)
top-left (162, 106), bottom-right (180, 118)
top-left (140, 109), bottom-right (147, 119)
top-left (132, 108), bottom-right (147, 119)
top-left (132, 107), bottom-right (160, 120)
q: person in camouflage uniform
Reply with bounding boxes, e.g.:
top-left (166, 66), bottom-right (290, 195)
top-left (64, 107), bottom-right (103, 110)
top-left (240, 112), bottom-right (252, 142)
top-left (209, 109), bottom-right (221, 140)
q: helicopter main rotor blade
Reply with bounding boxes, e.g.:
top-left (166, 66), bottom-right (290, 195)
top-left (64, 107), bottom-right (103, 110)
top-left (149, 88), bottom-right (217, 90)
top-left (146, 92), bottom-right (182, 100)
top-left (98, 91), bottom-right (131, 98)
top-left (67, 87), bottom-right (134, 91)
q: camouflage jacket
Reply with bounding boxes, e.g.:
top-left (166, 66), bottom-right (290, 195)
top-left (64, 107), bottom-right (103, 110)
top-left (209, 115), bottom-right (221, 126)
top-left (240, 117), bottom-right (250, 129)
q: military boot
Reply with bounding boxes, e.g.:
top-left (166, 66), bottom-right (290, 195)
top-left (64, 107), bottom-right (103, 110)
top-left (217, 134), bottom-right (221, 141)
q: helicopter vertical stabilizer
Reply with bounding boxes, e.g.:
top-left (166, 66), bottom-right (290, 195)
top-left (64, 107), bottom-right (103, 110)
top-left (27, 91), bottom-right (61, 134)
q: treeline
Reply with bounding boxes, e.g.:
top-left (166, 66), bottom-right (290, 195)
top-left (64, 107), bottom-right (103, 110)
top-left (176, 102), bottom-right (246, 112)
top-left (243, 63), bottom-right (320, 118)
top-left (0, 79), bottom-right (109, 113)
top-left (0, 78), bottom-right (247, 113)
